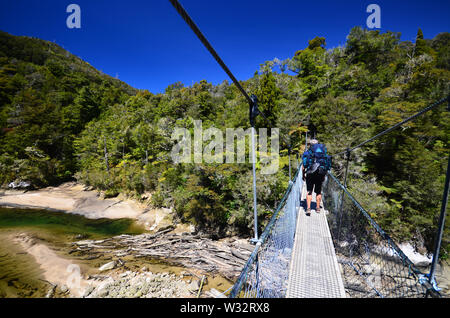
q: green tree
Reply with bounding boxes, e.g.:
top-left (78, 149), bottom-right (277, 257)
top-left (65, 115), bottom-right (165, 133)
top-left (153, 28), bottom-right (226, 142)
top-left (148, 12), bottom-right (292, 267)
top-left (256, 71), bottom-right (281, 127)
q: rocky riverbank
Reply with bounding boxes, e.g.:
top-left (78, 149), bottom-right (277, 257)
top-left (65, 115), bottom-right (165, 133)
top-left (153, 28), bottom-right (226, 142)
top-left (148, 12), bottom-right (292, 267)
top-left (70, 230), bottom-right (253, 282)
top-left (3, 230), bottom-right (241, 298)
top-left (82, 269), bottom-right (225, 298)
top-left (2, 182), bottom-right (447, 298)
top-left (0, 182), bottom-right (251, 298)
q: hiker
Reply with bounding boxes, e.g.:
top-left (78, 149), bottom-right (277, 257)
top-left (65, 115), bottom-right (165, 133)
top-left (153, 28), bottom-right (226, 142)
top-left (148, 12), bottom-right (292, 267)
top-left (302, 139), bottom-right (332, 216)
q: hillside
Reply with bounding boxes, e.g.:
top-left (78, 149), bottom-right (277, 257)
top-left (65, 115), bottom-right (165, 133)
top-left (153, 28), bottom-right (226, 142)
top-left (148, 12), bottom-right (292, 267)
top-left (0, 28), bottom-right (449, 256)
top-left (0, 30), bottom-right (136, 186)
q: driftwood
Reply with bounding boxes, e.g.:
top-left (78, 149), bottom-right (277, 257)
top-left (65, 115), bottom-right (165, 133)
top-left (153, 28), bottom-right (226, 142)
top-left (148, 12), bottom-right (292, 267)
top-left (71, 232), bottom-right (253, 281)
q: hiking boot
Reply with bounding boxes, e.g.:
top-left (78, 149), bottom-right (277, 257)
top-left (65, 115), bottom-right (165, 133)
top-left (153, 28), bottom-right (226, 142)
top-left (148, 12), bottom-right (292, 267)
top-left (306, 208), bottom-right (311, 216)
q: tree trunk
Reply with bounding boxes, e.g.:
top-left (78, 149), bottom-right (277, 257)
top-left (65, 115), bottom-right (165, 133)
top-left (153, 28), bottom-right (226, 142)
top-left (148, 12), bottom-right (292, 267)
top-left (103, 136), bottom-right (109, 173)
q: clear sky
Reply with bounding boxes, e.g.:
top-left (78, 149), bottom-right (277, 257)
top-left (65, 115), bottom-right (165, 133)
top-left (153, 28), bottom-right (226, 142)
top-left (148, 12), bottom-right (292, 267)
top-left (0, 0), bottom-right (449, 93)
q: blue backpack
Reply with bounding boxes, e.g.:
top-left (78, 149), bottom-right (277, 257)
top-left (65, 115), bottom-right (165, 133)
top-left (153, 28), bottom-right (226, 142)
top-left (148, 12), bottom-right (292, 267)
top-left (303, 143), bottom-right (331, 175)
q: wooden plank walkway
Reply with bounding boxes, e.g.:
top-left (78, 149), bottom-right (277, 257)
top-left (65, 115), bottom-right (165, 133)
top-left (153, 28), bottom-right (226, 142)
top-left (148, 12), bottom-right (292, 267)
top-left (286, 183), bottom-right (346, 298)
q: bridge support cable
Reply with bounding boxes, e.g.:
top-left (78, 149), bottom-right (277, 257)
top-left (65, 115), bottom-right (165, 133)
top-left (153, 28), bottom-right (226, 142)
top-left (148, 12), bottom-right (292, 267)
top-left (168, 0), bottom-right (253, 105)
top-left (333, 95), bottom-right (449, 157)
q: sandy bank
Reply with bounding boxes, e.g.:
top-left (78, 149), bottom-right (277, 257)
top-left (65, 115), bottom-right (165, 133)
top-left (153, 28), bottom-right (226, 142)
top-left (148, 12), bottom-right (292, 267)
top-left (11, 232), bottom-right (96, 297)
top-left (9, 232), bottom-right (217, 298)
top-left (0, 182), bottom-right (186, 232)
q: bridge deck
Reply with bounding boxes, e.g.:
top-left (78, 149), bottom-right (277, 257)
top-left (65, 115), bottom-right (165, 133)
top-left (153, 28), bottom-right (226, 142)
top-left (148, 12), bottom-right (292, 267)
top-left (286, 183), bottom-right (346, 298)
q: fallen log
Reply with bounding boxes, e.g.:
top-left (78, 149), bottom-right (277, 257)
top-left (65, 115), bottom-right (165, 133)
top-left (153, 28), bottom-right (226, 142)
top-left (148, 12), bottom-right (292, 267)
top-left (72, 231), bottom-right (252, 280)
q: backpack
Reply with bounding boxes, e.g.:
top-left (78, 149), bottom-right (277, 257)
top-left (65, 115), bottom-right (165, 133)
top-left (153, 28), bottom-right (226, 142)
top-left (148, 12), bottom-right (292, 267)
top-left (303, 143), bottom-right (331, 175)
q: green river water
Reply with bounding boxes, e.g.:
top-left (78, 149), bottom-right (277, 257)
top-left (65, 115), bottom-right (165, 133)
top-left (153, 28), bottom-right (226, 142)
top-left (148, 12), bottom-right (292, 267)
top-left (0, 207), bottom-right (233, 298)
top-left (0, 207), bottom-right (145, 297)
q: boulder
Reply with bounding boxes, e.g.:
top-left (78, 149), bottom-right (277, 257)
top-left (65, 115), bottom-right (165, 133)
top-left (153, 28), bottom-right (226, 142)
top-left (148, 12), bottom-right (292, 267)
top-left (138, 207), bottom-right (175, 232)
top-left (399, 243), bottom-right (432, 267)
top-left (207, 288), bottom-right (227, 298)
top-left (8, 181), bottom-right (31, 189)
top-left (98, 260), bottom-right (116, 272)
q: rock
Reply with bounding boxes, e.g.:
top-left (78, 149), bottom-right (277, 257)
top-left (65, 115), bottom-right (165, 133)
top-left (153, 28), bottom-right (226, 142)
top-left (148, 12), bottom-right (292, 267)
top-left (138, 207), bottom-right (175, 232)
top-left (399, 243), bottom-right (432, 267)
top-left (83, 185), bottom-right (94, 191)
top-left (87, 277), bottom-right (114, 298)
top-left (207, 288), bottom-right (227, 298)
top-left (83, 285), bottom-right (95, 297)
top-left (97, 288), bottom-right (109, 297)
top-left (60, 284), bottom-right (69, 293)
top-left (187, 280), bottom-right (200, 292)
top-left (8, 181), bottom-right (31, 189)
top-left (98, 260), bottom-right (116, 272)
top-left (45, 285), bottom-right (56, 298)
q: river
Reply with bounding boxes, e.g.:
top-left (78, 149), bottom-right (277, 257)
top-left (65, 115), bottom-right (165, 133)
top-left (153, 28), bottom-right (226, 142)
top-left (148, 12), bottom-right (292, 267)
top-left (1, 206), bottom-right (446, 298)
top-left (0, 207), bottom-right (146, 297)
top-left (0, 207), bottom-right (233, 298)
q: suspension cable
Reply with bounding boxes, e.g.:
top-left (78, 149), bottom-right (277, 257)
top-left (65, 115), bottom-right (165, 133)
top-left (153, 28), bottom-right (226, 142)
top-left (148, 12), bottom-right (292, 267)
top-left (168, 0), bottom-right (253, 105)
top-left (333, 95), bottom-right (449, 157)
top-left (169, 0), bottom-right (279, 130)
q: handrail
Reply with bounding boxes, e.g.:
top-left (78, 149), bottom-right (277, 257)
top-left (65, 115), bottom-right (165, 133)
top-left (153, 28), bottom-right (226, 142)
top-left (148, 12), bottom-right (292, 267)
top-left (327, 172), bottom-right (441, 297)
top-left (229, 168), bottom-right (301, 298)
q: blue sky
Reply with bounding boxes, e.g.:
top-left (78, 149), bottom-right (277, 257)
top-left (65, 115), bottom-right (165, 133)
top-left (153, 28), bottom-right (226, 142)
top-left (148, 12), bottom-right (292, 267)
top-left (0, 0), bottom-right (449, 93)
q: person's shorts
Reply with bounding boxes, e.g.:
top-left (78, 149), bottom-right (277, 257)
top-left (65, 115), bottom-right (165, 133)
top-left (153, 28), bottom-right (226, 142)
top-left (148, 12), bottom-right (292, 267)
top-left (306, 171), bottom-right (325, 195)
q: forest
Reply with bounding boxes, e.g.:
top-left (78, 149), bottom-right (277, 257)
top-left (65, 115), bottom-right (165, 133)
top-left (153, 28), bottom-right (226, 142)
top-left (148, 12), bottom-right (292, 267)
top-left (0, 27), bottom-right (449, 256)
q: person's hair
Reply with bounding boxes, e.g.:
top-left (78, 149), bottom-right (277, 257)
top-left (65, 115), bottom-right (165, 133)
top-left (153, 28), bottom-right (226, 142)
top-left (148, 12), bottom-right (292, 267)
top-left (310, 139), bottom-right (318, 145)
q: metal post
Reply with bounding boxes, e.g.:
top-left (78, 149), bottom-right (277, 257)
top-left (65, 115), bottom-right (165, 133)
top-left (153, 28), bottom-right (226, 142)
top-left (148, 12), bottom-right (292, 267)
top-left (251, 125), bottom-right (259, 242)
top-left (336, 149), bottom-right (351, 241)
top-left (288, 145), bottom-right (292, 182)
top-left (428, 152), bottom-right (450, 287)
top-left (305, 131), bottom-right (308, 151)
top-left (249, 95), bottom-right (260, 244)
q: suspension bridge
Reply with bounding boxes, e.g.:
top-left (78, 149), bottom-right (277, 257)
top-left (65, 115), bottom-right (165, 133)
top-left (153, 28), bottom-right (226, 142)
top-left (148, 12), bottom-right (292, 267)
top-left (168, 0), bottom-right (448, 298)
top-left (286, 183), bottom-right (346, 298)
top-left (227, 159), bottom-right (447, 298)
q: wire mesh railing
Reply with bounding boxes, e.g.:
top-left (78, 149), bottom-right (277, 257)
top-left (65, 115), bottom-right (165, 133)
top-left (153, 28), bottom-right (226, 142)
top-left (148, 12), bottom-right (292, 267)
top-left (229, 168), bottom-right (302, 298)
top-left (322, 172), bottom-right (440, 298)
